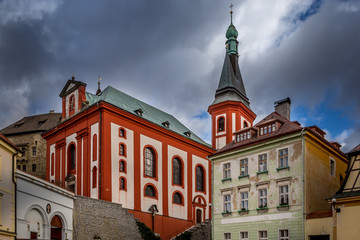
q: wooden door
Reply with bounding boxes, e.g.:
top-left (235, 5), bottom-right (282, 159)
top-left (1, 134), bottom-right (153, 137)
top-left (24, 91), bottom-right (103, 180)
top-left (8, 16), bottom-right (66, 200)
top-left (196, 209), bottom-right (202, 224)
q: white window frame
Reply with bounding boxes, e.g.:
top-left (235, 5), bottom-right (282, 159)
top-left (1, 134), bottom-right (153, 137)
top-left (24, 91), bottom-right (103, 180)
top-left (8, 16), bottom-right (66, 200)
top-left (223, 194), bottom-right (231, 213)
top-left (240, 231), bottom-right (248, 240)
top-left (278, 148), bottom-right (289, 168)
top-left (279, 185), bottom-right (289, 206)
top-left (259, 230), bottom-right (268, 240)
top-left (279, 229), bottom-right (289, 240)
top-left (258, 154), bottom-right (267, 172)
top-left (223, 163), bottom-right (231, 179)
top-left (240, 191), bottom-right (249, 210)
top-left (240, 158), bottom-right (248, 176)
top-left (258, 188), bottom-right (267, 208)
top-left (224, 232), bottom-right (231, 240)
top-left (330, 158), bottom-right (335, 176)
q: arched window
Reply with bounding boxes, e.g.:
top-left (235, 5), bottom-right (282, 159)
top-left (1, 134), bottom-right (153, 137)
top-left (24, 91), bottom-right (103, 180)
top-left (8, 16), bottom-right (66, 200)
top-left (119, 143), bottom-right (126, 156)
top-left (69, 95), bottom-right (75, 111)
top-left (196, 166), bottom-right (205, 192)
top-left (145, 147), bottom-right (156, 177)
top-left (173, 157), bottom-right (182, 186)
top-left (93, 134), bottom-right (97, 161)
top-left (68, 144), bottom-right (76, 173)
top-left (145, 185), bottom-right (156, 198)
top-left (119, 160), bottom-right (126, 172)
top-left (51, 153), bottom-right (55, 176)
top-left (173, 192), bottom-right (183, 204)
top-left (218, 117), bottom-right (225, 132)
top-left (243, 121), bottom-right (248, 128)
top-left (119, 128), bottom-right (126, 138)
top-left (120, 177), bottom-right (126, 190)
top-left (92, 166), bottom-right (97, 188)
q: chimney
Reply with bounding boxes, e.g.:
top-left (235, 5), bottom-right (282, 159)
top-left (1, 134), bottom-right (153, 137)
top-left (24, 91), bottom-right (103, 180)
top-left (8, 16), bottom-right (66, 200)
top-left (274, 97), bottom-right (291, 120)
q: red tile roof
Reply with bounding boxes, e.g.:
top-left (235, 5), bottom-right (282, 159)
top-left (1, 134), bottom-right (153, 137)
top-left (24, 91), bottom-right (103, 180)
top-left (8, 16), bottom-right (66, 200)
top-left (212, 112), bottom-right (302, 156)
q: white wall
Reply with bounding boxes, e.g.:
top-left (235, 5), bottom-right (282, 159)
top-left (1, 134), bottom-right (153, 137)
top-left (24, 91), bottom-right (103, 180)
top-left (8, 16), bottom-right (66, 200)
top-left (16, 170), bottom-right (74, 240)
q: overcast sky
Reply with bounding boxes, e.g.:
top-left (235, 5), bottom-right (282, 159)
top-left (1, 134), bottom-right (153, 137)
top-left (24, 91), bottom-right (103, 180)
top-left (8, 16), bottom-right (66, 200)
top-left (0, 0), bottom-right (359, 152)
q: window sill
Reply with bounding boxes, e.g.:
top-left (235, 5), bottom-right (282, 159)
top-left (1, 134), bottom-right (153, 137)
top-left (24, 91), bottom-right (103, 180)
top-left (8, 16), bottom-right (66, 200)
top-left (256, 171), bottom-right (268, 175)
top-left (221, 211), bottom-right (232, 216)
top-left (276, 166), bottom-right (289, 171)
top-left (222, 178), bottom-right (232, 182)
top-left (256, 207), bottom-right (268, 213)
top-left (238, 209), bottom-right (249, 215)
top-left (238, 175), bottom-right (249, 179)
top-left (277, 204), bottom-right (290, 211)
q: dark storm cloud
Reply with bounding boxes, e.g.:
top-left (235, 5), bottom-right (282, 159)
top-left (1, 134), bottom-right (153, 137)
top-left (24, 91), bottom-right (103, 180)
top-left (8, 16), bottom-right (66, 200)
top-left (0, 0), bottom-right (359, 150)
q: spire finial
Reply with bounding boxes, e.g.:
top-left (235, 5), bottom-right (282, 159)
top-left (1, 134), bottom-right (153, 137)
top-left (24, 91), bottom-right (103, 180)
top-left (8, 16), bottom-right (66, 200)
top-left (96, 75), bottom-right (102, 95)
top-left (72, 72), bottom-right (75, 80)
top-left (229, 3), bottom-right (234, 24)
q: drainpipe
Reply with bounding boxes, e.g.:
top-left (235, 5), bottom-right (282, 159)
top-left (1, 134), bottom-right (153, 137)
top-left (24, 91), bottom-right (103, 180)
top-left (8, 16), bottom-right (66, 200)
top-left (211, 158), bottom-right (214, 240)
top-left (97, 102), bottom-right (102, 199)
top-left (12, 150), bottom-right (19, 240)
top-left (301, 129), bottom-right (305, 239)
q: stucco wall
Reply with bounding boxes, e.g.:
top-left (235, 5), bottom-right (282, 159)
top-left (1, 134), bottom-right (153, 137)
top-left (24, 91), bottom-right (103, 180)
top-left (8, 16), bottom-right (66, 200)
top-left (0, 141), bottom-right (16, 238)
top-left (211, 135), bottom-right (303, 240)
top-left (305, 217), bottom-right (332, 239)
top-left (73, 196), bottom-right (142, 240)
top-left (304, 135), bottom-right (347, 213)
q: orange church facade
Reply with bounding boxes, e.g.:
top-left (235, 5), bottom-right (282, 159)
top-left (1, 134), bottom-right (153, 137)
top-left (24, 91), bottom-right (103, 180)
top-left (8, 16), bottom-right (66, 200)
top-left (43, 78), bottom-right (214, 239)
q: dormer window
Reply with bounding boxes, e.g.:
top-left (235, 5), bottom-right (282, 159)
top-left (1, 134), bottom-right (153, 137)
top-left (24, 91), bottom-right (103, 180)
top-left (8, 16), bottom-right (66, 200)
top-left (236, 131), bottom-right (251, 142)
top-left (38, 120), bottom-right (46, 126)
top-left (184, 131), bottom-right (191, 137)
top-left (134, 108), bottom-right (143, 116)
top-left (14, 123), bottom-right (23, 128)
top-left (162, 121), bottom-right (170, 128)
top-left (259, 123), bottom-right (276, 136)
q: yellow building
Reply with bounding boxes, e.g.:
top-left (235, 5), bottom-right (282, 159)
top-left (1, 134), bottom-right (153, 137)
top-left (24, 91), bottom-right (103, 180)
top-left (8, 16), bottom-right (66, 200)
top-left (0, 134), bottom-right (20, 239)
top-left (328, 144), bottom-right (360, 240)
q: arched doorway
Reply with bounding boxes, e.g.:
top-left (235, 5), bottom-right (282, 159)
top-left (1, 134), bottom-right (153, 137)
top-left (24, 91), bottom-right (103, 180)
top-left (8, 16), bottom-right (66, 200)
top-left (51, 215), bottom-right (63, 240)
top-left (192, 195), bottom-right (207, 224)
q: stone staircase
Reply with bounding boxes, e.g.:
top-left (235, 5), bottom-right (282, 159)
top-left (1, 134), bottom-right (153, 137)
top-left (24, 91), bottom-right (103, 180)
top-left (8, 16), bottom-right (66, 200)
top-left (171, 220), bottom-right (211, 240)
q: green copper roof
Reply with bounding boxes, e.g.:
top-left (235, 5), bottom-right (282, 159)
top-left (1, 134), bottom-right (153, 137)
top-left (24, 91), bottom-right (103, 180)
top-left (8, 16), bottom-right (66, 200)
top-left (86, 86), bottom-right (210, 147)
top-left (226, 23), bottom-right (238, 40)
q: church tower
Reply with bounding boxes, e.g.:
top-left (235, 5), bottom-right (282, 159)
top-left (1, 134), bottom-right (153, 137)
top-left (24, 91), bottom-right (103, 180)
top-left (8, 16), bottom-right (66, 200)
top-left (208, 10), bottom-right (256, 149)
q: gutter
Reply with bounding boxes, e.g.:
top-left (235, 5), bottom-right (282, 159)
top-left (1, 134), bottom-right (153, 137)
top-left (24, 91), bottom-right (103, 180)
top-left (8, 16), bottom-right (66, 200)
top-left (211, 158), bottom-right (214, 240)
top-left (301, 128), bottom-right (305, 239)
top-left (12, 150), bottom-right (19, 240)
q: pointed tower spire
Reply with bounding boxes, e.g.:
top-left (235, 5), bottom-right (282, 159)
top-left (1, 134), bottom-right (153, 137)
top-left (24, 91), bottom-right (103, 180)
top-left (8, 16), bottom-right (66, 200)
top-left (208, 7), bottom-right (256, 149)
top-left (96, 75), bottom-right (102, 96)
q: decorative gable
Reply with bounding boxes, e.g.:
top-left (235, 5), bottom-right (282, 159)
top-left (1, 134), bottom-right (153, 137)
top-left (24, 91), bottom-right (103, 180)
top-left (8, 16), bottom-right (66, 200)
top-left (60, 76), bottom-right (87, 120)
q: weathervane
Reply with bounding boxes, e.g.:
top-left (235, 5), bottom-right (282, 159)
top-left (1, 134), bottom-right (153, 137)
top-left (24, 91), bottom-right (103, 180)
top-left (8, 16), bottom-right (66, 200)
top-left (229, 3), bottom-right (234, 23)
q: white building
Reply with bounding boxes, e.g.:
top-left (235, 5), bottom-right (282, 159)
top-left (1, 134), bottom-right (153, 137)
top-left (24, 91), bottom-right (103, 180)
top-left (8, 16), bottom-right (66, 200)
top-left (0, 134), bottom-right (19, 239)
top-left (16, 170), bottom-right (74, 240)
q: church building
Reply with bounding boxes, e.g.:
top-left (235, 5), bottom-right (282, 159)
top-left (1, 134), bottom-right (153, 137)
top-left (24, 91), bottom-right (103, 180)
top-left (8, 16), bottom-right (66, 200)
top-left (42, 77), bottom-right (214, 239)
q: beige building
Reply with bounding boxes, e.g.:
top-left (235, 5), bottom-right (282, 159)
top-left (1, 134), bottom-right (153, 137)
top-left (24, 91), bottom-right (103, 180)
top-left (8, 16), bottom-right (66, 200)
top-left (0, 112), bottom-right (61, 179)
top-left (0, 134), bottom-right (20, 239)
top-left (327, 144), bottom-right (360, 240)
